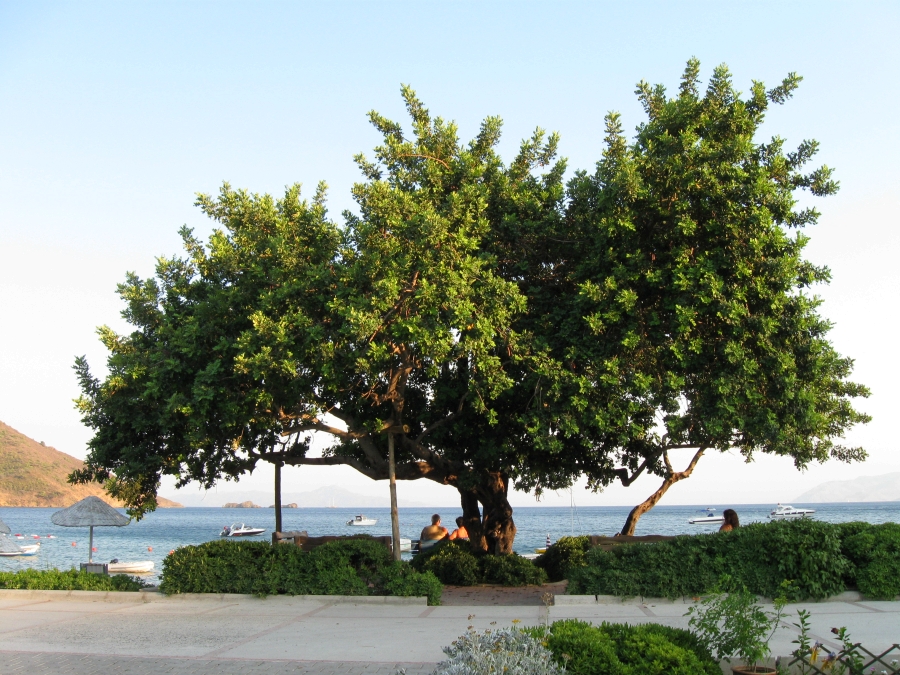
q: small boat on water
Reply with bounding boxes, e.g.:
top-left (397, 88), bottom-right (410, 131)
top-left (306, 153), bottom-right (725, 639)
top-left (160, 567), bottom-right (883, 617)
top-left (769, 504), bottom-right (815, 519)
top-left (0, 538), bottom-right (39, 557)
top-left (688, 508), bottom-right (725, 525)
top-left (220, 523), bottom-right (266, 537)
top-left (347, 515), bottom-right (377, 526)
top-left (108, 560), bottom-right (155, 574)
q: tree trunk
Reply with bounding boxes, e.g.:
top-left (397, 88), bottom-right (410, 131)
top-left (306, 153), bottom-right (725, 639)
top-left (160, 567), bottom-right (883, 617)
top-left (274, 461), bottom-right (282, 535)
top-left (387, 432), bottom-right (401, 561)
top-left (459, 489), bottom-right (484, 552)
top-left (620, 448), bottom-right (705, 536)
top-left (480, 472), bottom-right (517, 554)
top-left (455, 472), bottom-right (517, 554)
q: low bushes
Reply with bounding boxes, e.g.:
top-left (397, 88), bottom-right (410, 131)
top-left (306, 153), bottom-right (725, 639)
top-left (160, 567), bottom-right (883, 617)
top-left (410, 540), bottom-right (547, 586)
top-left (523, 620), bottom-right (720, 675)
top-left (0, 568), bottom-right (147, 591)
top-left (840, 522), bottom-right (900, 599)
top-left (567, 519), bottom-right (900, 600)
top-left (534, 535), bottom-right (591, 582)
top-left (160, 537), bottom-right (441, 604)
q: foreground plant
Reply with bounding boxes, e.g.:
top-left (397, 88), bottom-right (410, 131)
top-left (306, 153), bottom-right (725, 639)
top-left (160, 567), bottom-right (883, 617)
top-left (421, 626), bottom-right (563, 675)
top-left (687, 576), bottom-right (789, 673)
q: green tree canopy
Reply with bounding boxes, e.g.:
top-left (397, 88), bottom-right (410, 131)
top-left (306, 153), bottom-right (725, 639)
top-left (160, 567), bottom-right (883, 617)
top-left (74, 62), bottom-right (869, 546)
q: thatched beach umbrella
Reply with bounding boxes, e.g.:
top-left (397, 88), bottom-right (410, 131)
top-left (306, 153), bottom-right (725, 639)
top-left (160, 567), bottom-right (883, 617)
top-left (0, 534), bottom-right (23, 554)
top-left (51, 496), bottom-right (129, 563)
top-left (0, 517), bottom-right (10, 535)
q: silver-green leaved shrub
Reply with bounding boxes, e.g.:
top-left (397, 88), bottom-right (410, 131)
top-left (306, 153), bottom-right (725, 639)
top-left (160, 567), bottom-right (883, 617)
top-left (426, 627), bottom-right (564, 675)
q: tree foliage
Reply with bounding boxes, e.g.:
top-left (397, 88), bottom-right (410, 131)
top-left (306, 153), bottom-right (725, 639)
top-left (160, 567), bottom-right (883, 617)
top-left (74, 61), bottom-right (868, 543)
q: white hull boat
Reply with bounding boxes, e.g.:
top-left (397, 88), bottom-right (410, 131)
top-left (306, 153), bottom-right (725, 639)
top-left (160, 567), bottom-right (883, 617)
top-left (769, 504), bottom-right (815, 519)
top-left (688, 508), bottom-right (725, 525)
top-left (0, 543), bottom-right (40, 557)
top-left (108, 560), bottom-right (155, 574)
top-left (221, 523), bottom-right (266, 537)
top-left (347, 515), bottom-right (377, 526)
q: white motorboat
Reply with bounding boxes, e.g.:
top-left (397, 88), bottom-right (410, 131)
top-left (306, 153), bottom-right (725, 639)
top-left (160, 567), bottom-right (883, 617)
top-left (688, 508), bottom-right (725, 525)
top-left (347, 515), bottom-right (377, 526)
top-left (0, 541), bottom-right (39, 557)
top-left (769, 504), bottom-right (815, 519)
top-left (108, 560), bottom-right (155, 574)
top-left (220, 523), bottom-right (266, 537)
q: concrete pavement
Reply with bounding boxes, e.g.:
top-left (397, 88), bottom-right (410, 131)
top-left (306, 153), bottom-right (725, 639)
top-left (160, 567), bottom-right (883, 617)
top-left (0, 590), bottom-right (897, 674)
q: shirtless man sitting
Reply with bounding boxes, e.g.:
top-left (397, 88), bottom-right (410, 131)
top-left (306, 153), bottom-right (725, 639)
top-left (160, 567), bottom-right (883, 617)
top-left (420, 514), bottom-right (449, 543)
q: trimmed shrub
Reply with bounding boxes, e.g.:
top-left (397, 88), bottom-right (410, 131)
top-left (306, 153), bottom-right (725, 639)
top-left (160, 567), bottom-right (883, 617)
top-left (378, 561), bottom-right (442, 606)
top-left (568, 519), bottom-right (850, 600)
top-left (411, 540), bottom-right (480, 586)
top-left (534, 535), bottom-right (591, 582)
top-left (480, 553), bottom-right (547, 586)
top-left (842, 523), bottom-right (900, 599)
top-left (0, 568), bottom-right (147, 591)
top-left (159, 538), bottom-right (441, 603)
top-left (412, 541), bottom-right (547, 587)
top-left (539, 619), bottom-right (625, 675)
top-left (529, 620), bottom-right (720, 675)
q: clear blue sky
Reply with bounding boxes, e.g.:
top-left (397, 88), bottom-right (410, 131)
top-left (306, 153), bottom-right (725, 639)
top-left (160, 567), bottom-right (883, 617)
top-left (1, 1), bottom-right (898, 506)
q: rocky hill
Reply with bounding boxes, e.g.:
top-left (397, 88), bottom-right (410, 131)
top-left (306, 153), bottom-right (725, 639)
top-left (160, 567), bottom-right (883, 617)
top-left (0, 420), bottom-right (181, 508)
top-left (793, 472), bottom-right (900, 503)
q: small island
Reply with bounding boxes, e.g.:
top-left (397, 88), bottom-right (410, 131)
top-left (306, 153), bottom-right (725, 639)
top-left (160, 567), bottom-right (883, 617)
top-left (223, 501), bottom-right (262, 508)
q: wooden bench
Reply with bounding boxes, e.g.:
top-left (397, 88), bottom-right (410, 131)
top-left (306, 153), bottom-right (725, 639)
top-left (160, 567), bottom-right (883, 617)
top-left (587, 534), bottom-right (678, 551)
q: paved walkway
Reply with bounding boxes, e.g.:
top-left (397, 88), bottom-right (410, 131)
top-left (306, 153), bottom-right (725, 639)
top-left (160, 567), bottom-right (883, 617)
top-left (0, 589), bottom-right (897, 675)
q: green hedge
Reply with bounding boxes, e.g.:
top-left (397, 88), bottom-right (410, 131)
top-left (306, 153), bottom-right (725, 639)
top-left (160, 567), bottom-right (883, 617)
top-left (159, 538), bottom-right (442, 604)
top-left (525, 620), bottom-right (720, 675)
top-left (410, 540), bottom-right (547, 586)
top-left (534, 535), bottom-right (592, 582)
top-left (567, 520), bottom-right (900, 600)
top-left (0, 568), bottom-right (147, 591)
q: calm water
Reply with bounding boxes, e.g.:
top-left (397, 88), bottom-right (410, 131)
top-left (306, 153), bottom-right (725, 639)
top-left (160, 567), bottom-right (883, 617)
top-left (1, 503), bottom-right (898, 582)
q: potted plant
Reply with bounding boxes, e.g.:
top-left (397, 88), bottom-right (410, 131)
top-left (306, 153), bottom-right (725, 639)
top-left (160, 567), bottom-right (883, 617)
top-left (686, 576), bottom-right (789, 674)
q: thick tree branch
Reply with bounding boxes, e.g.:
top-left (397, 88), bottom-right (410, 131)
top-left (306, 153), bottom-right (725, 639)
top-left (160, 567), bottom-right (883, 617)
top-left (415, 393), bottom-right (468, 444)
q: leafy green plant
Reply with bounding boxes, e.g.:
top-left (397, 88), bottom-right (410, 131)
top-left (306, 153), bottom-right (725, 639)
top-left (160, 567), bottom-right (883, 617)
top-left (568, 520), bottom-right (856, 601)
top-left (787, 610), bottom-right (871, 675)
top-left (842, 523), bottom-right (900, 599)
top-left (411, 541), bottom-right (480, 586)
top-left (480, 553), bottom-right (547, 586)
top-left (686, 576), bottom-right (789, 671)
top-left (534, 535), bottom-right (591, 582)
top-left (159, 538), bottom-right (441, 603)
top-left (377, 562), bottom-right (442, 606)
top-left (0, 568), bottom-right (147, 591)
top-left (526, 619), bottom-right (720, 675)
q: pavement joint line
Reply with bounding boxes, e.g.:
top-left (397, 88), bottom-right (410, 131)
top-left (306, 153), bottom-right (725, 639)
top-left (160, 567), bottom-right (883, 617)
top-left (417, 607), bottom-right (435, 619)
top-left (848, 601), bottom-right (886, 613)
top-left (638, 605), bottom-right (657, 617)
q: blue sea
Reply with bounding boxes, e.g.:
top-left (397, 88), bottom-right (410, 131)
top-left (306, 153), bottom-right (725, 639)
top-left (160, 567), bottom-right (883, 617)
top-left (1, 503), bottom-right (898, 583)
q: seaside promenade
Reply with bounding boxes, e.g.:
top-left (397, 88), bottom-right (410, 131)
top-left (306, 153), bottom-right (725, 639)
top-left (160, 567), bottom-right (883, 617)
top-left (1, 586), bottom-right (898, 675)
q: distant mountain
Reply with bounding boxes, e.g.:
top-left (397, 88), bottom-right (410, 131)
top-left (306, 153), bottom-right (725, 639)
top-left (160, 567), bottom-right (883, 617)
top-left (793, 472), bottom-right (900, 503)
top-left (165, 484), bottom-right (430, 508)
top-left (0, 420), bottom-right (181, 508)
